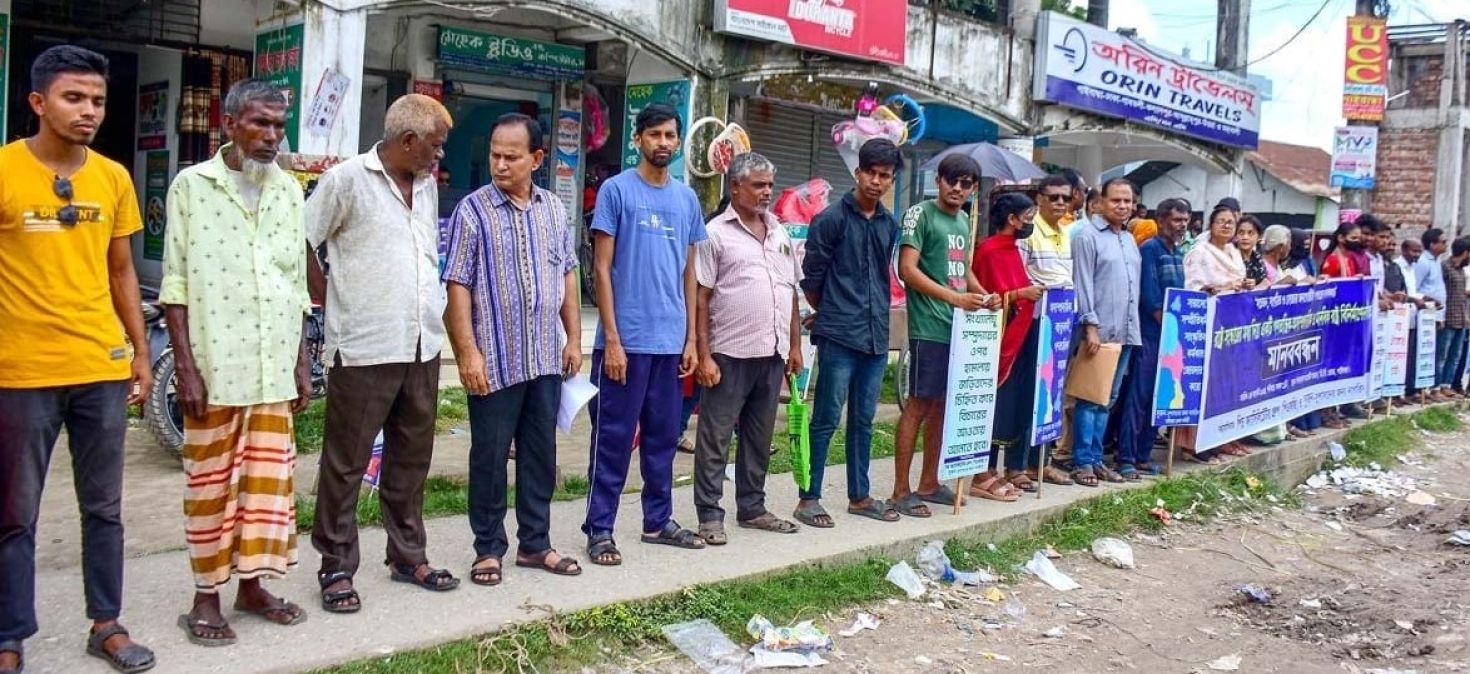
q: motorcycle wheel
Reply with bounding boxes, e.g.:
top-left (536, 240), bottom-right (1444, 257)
top-left (145, 349), bottom-right (186, 461)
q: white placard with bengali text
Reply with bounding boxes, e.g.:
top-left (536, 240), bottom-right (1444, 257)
top-left (938, 308), bottom-right (1002, 482)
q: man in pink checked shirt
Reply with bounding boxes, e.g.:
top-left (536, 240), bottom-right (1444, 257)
top-left (690, 152), bottom-right (804, 545)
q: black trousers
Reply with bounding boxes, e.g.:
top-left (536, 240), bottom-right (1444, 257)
top-left (694, 355), bottom-right (784, 523)
top-left (0, 381), bottom-right (128, 643)
top-left (312, 354), bottom-right (440, 576)
top-left (468, 375), bottom-right (561, 558)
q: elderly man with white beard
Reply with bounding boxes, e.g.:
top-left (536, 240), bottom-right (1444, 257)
top-left (161, 79), bottom-right (313, 646)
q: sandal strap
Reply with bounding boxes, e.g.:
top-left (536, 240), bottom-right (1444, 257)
top-left (554, 557), bottom-right (581, 572)
top-left (90, 623), bottom-right (129, 646)
top-left (323, 588), bottom-right (358, 602)
top-left (318, 570), bottom-right (353, 590)
top-left (423, 568), bottom-right (454, 584)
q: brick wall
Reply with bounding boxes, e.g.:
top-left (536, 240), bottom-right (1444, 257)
top-left (1406, 55), bottom-right (1444, 108)
top-left (1371, 127), bottom-right (1439, 232)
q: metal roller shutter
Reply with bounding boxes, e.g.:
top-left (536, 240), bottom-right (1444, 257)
top-left (741, 100), bottom-right (857, 197)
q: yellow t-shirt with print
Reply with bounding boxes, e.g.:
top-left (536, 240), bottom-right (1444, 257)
top-left (0, 140), bottom-right (143, 388)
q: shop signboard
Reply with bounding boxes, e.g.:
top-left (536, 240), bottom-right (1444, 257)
top-left (412, 80), bottom-right (444, 101)
top-left (143, 151), bottom-right (169, 262)
top-left (137, 82), bottom-right (169, 150)
top-left (712, 0), bottom-right (906, 66)
top-left (1330, 126), bottom-right (1378, 190)
top-left (254, 23), bottom-right (305, 151)
top-left (1033, 12), bottom-right (1261, 149)
top-left (554, 82), bottom-right (583, 219)
top-left (1344, 16), bottom-right (1388, 121)
top-left (0, 13), bottom-right (10, 141)
top-left (437, 26), bottom-right (585, 81)
top-left (622, 80), bottom-right (690, 181)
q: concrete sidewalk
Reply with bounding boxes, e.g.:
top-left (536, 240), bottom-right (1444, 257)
top-left (17, 396), bottom-right (1387, 674)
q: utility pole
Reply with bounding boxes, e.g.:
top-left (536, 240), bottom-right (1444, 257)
top-left (1216, 0), bottom-right (1251, 75)
top-left (1215, 0), bottom-right (1251, 200)
top-left (1341, 0), bottom-right (1382, 214)
top-left (1087, 0), bottom-right (1108, 28)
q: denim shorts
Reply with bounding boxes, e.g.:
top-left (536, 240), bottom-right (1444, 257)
top-left (908, 339), bottom-right (951, 401)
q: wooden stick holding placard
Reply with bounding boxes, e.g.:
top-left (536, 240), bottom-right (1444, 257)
top-left (1165, 428), bottom-right (1176, 477)
top-left (1036, 442), bottom-right (1047, 500)
top-left (954, 478), bottom-right (964, 515)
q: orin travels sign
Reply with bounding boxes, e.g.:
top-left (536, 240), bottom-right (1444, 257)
top-left (713, 0), bottom-right (906, 66)
top-left (1343, 16), bottom-right (1388, 121)
top-left (1033, 12), bottom-right (1261, 149)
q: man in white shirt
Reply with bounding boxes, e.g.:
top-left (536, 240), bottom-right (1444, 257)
top-left (304, 94), bottom-right (460, 611)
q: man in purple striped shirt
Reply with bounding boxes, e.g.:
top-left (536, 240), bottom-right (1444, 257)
top-left (442, 113), bottom-right (584, 586)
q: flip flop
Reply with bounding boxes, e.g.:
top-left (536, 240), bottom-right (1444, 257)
top-left (588, 535), bottom-right (623, 566)
top-left (1038, 466), bottom-right (1075, 485)
top-left (1006, 471), bottom-right (1039, 492)
top-left (641, 520), bottom-right (707, 549)
top-left (916, 484), bottom-right (965, 506)
top-left (515, 549), bottom-right (583, 576)
top-left (1180, 451), bottom-right (1224, 465)
top-left (847, 498), bottom-right (901, 522)
top-left (969, 474), bottom-right (1021, 501)
top-left (793, 503), bottom-right (835, 528)
top-left (231, 597), bottom-right (307, 626)
top-left (1071, 467), bottom-right (1099, 488)
top-left (470, 555), bottom-right (503, 586)
top-left (1095, 464), bottom-right (1126, 483)
top-left (176, 613), bottom-right (235, 648)
top-left (737, 513), bottom-right (800, 533)
top-left (891, 493), bottom-right (932, 518)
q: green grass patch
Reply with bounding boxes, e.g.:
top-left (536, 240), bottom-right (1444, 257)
top-left (292, 388), bottom-right (470, 454)
top-left (764, 421), bottom-right (897, 475)
top-left (295, 473), bottom-right (593, 531)
top-left (881, 361), bottom-right (900, 405)
top-left (1338, 407), bottom-right (1459, 468)
top-left (315, 466), bottom-right (1288, 674)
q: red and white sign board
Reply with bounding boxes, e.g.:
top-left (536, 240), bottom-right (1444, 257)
top-left (713, 0), bottom-right (906, 66)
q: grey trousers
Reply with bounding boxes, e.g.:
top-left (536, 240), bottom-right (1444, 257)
top-left (694, 354), bottom-right (785, 523)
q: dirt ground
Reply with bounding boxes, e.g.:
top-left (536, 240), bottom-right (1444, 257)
top-left (616, 417), bottom-right (1470, 674)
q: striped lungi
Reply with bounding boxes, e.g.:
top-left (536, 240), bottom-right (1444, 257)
top-left (183, 402), bottom-right (298, 593)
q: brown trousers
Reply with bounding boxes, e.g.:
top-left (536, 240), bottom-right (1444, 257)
top-left (311, 352), bottom-right (440, 576)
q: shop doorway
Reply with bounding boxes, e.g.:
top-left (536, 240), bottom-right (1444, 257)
top-left (439, 91), bottom-right (552, 216)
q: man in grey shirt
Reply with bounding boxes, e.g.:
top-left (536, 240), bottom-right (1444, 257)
top-left (1069, 177), bottom-right (1141, 486)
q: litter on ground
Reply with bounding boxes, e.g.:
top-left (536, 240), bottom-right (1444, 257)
top-left (1024, 551), bottom-right (1080, 591)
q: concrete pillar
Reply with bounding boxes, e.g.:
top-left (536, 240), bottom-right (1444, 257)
top-left (1077, 144), bottom-right (1103, 188)
top-left (1011, 0), bottom-right (1042, 42)
top-left (1433, 120), bottom-right (1464, 236)
top-left (254, 3), bottom-right (365, 158)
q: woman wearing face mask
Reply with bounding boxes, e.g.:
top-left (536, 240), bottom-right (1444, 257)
top-left (1184, 206), bottom-right (1253, 294)
top-left (1322, 222), bottom-right (1367, 278)
top-left (1236, 215), bottom-right (1266, 285)
top-left (972, 193), bottom-right (1064, 497)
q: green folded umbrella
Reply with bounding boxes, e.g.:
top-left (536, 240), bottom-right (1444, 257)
top-left (787, 373), bottom-right (811, 491)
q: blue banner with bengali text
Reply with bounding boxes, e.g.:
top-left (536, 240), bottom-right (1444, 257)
top-left (1030, 288), bottom-right (1076, 446)
top-left (1194, 279), bottom-right (1375, 448)
top-left (1151, 289), bottom-right (1211, 427)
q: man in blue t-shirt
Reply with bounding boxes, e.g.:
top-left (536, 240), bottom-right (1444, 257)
top-left (583, 103), bottom-right (709, 565)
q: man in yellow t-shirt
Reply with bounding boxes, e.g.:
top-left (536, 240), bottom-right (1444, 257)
top-left (0, 46), bottom-right (156, 674)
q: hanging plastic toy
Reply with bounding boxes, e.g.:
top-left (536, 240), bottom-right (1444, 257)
top-left (582, 83), bottom-right (610, 152)
top-left (685, 117), bottom-right (752, 179)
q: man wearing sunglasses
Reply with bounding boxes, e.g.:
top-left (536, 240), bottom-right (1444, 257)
top-left (0, 46), bottom-right (157, 673)
top-left (889, 154), bottom-right (997, 518)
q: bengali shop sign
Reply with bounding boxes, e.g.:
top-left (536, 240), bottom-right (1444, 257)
top-left (713, 0), bottom-right (906, 66)
top-left (1030, 288), bottom-right (1076, 446)
top-left (1344, 15), bottom-right (1389, 121)
top-left (1195, 279), bottom-right (1375, 449)
top-left (1152, 289), bottom-right (1211, 427)
top-left (1034, 12), bottom-right (1260, 149)
top-left (939, 308), bottom-right (1002, 482)
top-left (254, 23), bottom-right (304, 151)
top-left (437, 26), bottom-right (586, 81)
top-left (1330, 126), bottom-right (1378, 190)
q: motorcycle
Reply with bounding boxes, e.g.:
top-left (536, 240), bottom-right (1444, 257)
top-left (143, 300), bottom-right (327, 459)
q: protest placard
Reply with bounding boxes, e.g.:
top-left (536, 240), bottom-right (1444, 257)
top-left (938, 308), bottom-right (1002, 482)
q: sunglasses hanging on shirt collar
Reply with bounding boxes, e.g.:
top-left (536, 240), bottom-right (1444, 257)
top-left (53, 175), bottom-right (79, 227)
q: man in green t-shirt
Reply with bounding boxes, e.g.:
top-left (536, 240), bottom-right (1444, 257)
top-left (891, 154), bottom-right (999, 517)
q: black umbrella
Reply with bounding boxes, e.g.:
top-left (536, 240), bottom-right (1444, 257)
top-left (920, 142), bottom-right (1048, 182)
